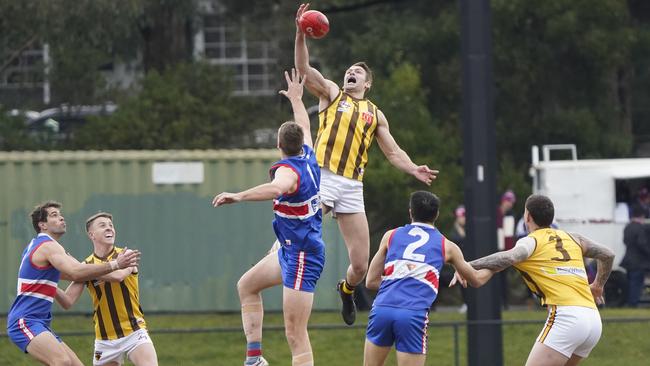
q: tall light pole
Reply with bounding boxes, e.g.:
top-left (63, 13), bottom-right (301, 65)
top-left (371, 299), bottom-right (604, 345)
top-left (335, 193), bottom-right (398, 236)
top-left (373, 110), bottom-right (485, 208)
top-left (460, 0), bottom-right (503, 365)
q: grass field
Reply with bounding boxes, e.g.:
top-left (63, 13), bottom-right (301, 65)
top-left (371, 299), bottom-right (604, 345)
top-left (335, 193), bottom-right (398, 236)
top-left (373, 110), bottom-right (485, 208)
top-left (2, 308), bottom-right (649, 365)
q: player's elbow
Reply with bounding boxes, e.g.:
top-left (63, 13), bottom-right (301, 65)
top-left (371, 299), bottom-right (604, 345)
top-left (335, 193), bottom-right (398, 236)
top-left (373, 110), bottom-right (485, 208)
top-left (294, 62), bottom-right (310, 75)
top-left (67, 270), bottom-right (92, 283)
top-left (467, 277), bottom-right (482, 288)
top-left (271, 186), bottom-right (287, 197)
top-left (67, 273), bottom-right (85, 282)
top-left (365, 277), bottom-right (380, 291)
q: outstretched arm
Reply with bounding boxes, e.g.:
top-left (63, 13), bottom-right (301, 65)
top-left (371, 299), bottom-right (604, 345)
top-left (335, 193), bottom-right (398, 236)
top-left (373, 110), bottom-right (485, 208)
top-left (446, 240), bottom-right (493, 288)
top-left (55, 282), bottom-right (85, 310)
top-left (41, 243), bottom-right (140, 282)
top-left (569, 232), bottom-right (615, 304)
top-left (95, 267), bottom-right (135, 282)
top-left (212, 166), bottom-right (298, 206)
top-left (468, 245), bottom-right (531, 272)
top-left (279, 68), bottom-right (312, 147)
top-left (375, 110), bottom-right (438, 185)
top-left (366, 230), bottom-right (393, 290)
top-left (294, 3), bottom-right (339, 100)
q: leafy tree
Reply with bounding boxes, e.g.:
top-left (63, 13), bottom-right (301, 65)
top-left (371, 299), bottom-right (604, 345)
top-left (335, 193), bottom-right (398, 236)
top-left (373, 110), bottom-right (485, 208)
top-left (363, 62), bottom-right (463, 245)
top-left (74, 62), bottom-right (283, 150)
top-left (0, 107), bottom-right (37, 150)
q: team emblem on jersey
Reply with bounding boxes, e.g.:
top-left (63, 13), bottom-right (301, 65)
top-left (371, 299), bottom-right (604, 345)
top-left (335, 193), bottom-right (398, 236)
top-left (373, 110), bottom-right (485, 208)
top-left (95, 351), bottom-right (103, 361)
top-left (361, 111), bottom-right (374, 124)
top-left (285, 239), bottom-right (292, 246)
top-left (337, 100), bottom-right (352, 112)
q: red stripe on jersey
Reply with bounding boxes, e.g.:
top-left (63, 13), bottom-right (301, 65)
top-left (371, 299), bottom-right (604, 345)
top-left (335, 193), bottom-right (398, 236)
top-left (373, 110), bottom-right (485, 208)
top-left (383, 264), bottom-right (394, 276)
top-left (424, 270), bottom-right (439, 290)
top-left (20, 282), bottom-right (58, 298)
top-left (274, 203), bottom-right (309, 216)
top-left (29, 240), bottom-right (54, 270)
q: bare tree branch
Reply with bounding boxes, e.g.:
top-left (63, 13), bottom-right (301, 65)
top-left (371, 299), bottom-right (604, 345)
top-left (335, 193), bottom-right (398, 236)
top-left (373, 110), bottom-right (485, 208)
top-left (0, 35), bottom-right (38, 75)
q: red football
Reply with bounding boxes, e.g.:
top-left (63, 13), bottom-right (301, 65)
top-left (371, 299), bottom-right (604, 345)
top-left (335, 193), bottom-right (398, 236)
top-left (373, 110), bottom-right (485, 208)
top-left (299, 10), bottom-right (329, 39)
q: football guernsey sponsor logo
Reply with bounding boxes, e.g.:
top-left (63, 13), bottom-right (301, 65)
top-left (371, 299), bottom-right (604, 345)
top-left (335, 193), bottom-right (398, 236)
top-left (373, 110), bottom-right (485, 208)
top-left (337, 100), bottom-right (352, 112)
top-left (541, 266), bottom-right (587, 278)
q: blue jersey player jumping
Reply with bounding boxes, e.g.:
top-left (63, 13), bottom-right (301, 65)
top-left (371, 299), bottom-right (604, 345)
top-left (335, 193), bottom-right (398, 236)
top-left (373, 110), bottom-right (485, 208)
top-left (364, 191), bottom-right (491, 366)
top-left (212, 69), bottom-right (321, 366)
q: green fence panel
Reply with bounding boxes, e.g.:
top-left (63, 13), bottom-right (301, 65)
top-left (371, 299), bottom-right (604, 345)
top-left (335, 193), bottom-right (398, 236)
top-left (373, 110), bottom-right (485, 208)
top-left (0, 150), bottom-right (347, 313)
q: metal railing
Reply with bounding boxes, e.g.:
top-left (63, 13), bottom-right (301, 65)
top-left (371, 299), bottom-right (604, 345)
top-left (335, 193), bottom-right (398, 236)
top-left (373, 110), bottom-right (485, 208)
top-left (3, 316), bottom-right (649, 366)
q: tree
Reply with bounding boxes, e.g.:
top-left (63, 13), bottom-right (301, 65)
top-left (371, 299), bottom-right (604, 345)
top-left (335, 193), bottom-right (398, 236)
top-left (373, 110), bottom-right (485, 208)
top-left (74, 62), bottom-right (282, 150)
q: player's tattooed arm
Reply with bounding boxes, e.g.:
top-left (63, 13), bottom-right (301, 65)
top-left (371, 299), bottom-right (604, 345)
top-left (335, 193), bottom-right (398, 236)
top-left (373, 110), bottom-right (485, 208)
top-left (569, 232), bottom-right (615, 287)
top-left (469, 246), bottom-right (530, 272)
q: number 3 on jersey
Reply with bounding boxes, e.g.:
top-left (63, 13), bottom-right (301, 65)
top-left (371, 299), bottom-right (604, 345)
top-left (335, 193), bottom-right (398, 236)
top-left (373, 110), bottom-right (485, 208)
top-left (549, 235), bottom-right (571, 262)
top-left (403, 227), bottom-right (429, 262)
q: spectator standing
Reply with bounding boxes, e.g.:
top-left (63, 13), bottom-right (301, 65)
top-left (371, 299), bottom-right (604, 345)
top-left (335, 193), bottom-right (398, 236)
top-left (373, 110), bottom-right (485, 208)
top-left (630, 187), bottom-right (650, 219)
top-left (621, 204), bottom-right (650, 307)
top-left (449, 205), bottom-right (468, 313)
top-left (497, 190), bottom-right (516, 309)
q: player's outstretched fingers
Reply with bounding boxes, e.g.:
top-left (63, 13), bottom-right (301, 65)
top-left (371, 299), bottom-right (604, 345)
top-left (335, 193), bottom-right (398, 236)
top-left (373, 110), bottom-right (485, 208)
top-left (296, 3), bottom-right (311, 28)
top-left (212, 194), bottom-right (223, 207)
top-left (115, 248), bottom-right (140, 269)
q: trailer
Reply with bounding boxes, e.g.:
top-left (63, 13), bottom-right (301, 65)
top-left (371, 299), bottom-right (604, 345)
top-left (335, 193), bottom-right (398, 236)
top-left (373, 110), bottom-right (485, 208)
top-left (529, 144), bottom-right (650, 306)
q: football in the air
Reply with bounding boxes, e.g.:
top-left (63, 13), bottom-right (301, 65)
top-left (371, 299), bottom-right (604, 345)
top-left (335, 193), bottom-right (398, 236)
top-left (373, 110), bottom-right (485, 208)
top-left (299, 10), bottom-right (329, 39)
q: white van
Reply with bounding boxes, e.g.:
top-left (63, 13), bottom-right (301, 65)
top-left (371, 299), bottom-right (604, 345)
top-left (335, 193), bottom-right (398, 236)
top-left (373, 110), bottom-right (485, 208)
top-left (529, 144), bottom-right (650, 306)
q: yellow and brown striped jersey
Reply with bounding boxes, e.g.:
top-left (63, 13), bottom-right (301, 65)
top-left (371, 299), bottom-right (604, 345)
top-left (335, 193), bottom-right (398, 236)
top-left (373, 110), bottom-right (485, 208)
top-left (315, 91), bottom-right (379, 181)
top-left (84, 247), bottom-right (147, 340)
top-left (514, 228), bottom-right (597, 309)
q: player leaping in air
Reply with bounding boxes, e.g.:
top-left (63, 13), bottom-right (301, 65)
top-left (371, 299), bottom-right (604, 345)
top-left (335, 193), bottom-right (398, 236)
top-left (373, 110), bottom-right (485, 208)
top-left (294, 2), bottom-right (438, 326)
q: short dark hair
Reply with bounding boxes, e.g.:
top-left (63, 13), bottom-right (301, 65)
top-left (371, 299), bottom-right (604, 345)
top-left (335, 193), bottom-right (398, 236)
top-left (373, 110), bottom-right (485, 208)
top-left (410, 191), bottom-right (440, 223)
top-left (525, 194), bottom-right (554, 227)
top-left (86, 212), bottom-right (113, 232)
top-left (352, 61), bottom-right (373, 84)
top-left (278, 121), bottom-right (304, 156)
top-left (30, 201), bottom-right (62, 233)
top-left (630, 204), bottom-right (646, 219)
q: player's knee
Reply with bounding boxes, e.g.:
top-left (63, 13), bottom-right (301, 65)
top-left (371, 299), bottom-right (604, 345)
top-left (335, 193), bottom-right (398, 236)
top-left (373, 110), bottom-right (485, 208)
top-left (284, 328), bottom-right (299, 349)
top-left (236, 276), bottom-right (251, 296)
top-left (51, 354), bottom-right (73, 366)
top-left (284, 323), bottom-right (306, 349)
top-left (350, 261), bottom-right (369, 277)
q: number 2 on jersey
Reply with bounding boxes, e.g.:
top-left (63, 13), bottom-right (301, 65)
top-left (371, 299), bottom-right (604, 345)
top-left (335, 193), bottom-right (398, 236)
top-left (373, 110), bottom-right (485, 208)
top-left (403, 227), bottom-right (429, 262)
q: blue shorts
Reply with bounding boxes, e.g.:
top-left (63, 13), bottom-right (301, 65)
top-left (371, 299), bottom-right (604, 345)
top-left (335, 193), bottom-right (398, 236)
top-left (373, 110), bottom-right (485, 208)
top-left (366, 306), bottom-right (429, 354)
top-left (278, 245), bottom-right (324, 293)
top-left (7, 318), bottom-right (61, 353)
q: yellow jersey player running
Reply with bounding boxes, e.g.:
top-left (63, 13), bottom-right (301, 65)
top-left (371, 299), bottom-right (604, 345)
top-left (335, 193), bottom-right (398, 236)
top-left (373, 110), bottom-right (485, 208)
top-left (294, 3), bottom-right (438, 325)
top-left (56, 212), bottom-right (158, 366)
top-left (452, 194), bottom-right (615, 366)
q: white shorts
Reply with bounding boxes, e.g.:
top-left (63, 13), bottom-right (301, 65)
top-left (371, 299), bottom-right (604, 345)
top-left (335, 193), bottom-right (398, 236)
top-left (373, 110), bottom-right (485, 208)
top-left (93, 328), bottom-right (153, 366)
top-left (537, 305), bottom-right (602, 358)
top-left (320, 169), bottom-right (364, 214)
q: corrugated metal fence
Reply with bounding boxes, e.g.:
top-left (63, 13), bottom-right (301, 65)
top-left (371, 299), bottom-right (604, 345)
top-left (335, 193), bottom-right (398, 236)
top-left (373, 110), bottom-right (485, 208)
top-left (0, 150), bottom-right (347, 313)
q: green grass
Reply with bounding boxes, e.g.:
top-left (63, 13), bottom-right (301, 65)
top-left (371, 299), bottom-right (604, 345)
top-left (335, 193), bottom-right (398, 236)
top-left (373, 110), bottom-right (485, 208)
top-left (2, 308), bottom-right (649, 365)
